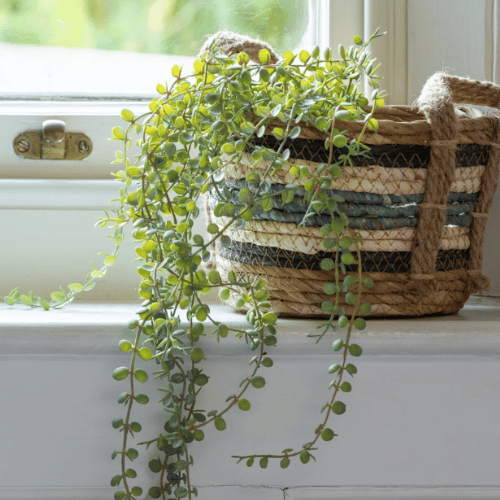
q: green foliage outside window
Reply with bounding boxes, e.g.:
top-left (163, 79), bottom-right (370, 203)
top-left (0, 0), bottom-right (308, 55)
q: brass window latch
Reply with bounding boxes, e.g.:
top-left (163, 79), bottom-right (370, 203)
top-left (14, 120), bottom-right (92, 160)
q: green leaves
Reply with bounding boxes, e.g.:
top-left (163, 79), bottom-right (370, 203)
top-left (3, 296), bottom-right (15, 306)
top-left (50, 291), bottom-right (66, 303)
top-left (332, 339), bottom-right (344, 351)
top-left (299, 450), bottom-right (310, 464)
top-left (251, 376), bottom-right (266, 389)
top-left (138, 347), bottom-right (153, 360)
top-left (290, 126), bottom-right (301, 139)
top-left (258, 48), bottom-right (271, 64)
top-left (214, 416), bottom-right (226, 431)
top-left (331, 401), bottom-right (346, 415)
top-left (237, 398), bottom-right (251, 411)
top-left (348, 343), bottom-right (363, 356)
top-left (134, 369), bottom-right (148, 383)
top-left (118, 340), bottom-right (133, 352)
top-left (98, 34), bottom-right (385, 497)
top-left (121, 109), bottom-right (134, 122)
top-left (135, 394), bottom-right (149, 405)
top-left (190, 347), bottom-right (205, 363)
top-left (321, 428), bottom-right (336, 441)
top-left (149, 459), bottom-right (162, 473)
top-left (112, 367), bottom-right (129, 381)
top-left (111, 126), bottom-right (126, 140)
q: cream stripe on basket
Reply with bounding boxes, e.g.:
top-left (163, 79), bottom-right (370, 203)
top-left (223, 154), bottom-right (485, 196)
top-left (217, 217), bottom-right (471, 253)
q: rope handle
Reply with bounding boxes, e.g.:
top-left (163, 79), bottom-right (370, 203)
top-left (199, 31), bottom-right (279, 64)
top-left (416, 72), bottom-right (500, 118)
top-left (406, 72), bottom-right (500, 293)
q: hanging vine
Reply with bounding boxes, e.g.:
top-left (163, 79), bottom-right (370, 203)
top-left (2, 30), bottom-right (385, 500)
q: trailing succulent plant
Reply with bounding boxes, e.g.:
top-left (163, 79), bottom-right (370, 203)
top-left (2, 30), bottom-right (385, 500)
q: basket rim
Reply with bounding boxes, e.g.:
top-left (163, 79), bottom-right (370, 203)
top-left (258, 106), bottom-right (498, 146)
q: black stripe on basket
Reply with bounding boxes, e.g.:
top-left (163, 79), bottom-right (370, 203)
top-left (249, 136), bottom-right (490, 169)
top-left (218, 239), bottom-right (470, 273)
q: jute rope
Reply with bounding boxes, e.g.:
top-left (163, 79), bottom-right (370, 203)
top-left (198, 30), bottom-right (279, 64)
top-left (261, 111), bottom-right (497, 145)
top-left (214, 254), bottom-right (470, 317)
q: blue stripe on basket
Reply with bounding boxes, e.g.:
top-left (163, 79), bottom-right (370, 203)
top-left (208, 187), bottom-right (477, 230)
top-left (222, 178), bottom-right (479, 206)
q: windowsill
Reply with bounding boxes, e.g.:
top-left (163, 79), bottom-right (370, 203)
top-left (1, 296), bottom-right (499, 357)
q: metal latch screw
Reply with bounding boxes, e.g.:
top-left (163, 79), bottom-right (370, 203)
top-left (15, 138), bottom-right (30, 154)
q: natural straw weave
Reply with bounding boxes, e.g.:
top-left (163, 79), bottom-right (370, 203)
top-left (202, 32), bottom-right (500, 317)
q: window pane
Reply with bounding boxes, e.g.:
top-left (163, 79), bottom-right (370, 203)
top-left (0, 0), bottom-right (312, 96)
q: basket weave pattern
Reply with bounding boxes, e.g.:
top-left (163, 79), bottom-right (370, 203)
top-left (206, 72), bottom-right (500, 317)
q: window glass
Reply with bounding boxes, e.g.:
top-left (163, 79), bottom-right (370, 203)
top-left (0, 0), bottom-right (311, 96)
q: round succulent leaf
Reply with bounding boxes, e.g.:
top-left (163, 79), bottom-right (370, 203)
top-left (321, 428), bottom-right (335, 441)
top-left (337, 316), bottom-right (349, 328)
top-left (134, 369), bottom-right (148, 383)
top-left (125, 468), bottom-right (137, 478)
top-left (332, 339), bottom-right (344, 351)
top-left (300, 450), bottom-right (310, 464)
top-left (130, 421), bottom-right (142, 432)
top-left (110, 475), bottom-right (122, 487)
top-left (263, 335), bottom-right (277, 346)
top-left (333, 135), bottom-right (347, 148)
top-left (138, 347), bottom-right (153, 360)
top-left (111, 417), bottom-right (123, 429)
top-left (340, 381), bottom-right (352, 392)
top-left (112, 367), bottom-right (129, 381)
top-left (214, 416), bottom-right (226, 431)
top-left (135, 393), bottom-right (149, 404)
top-left (328, 363), bottom-right (340, 374)
top-left (194, 373), bottom-right (209, 386)
top-left (237, 398), bottom-right (251, 411)
top-left (117, 392), bottom-right (129, 404)
top-left (345, 363), bottom-right (357, 375)
top-left (126, 448), bottom-right (139, 460)
top-left (348, 343), bottom-right (363, 356)
top-left (354, 317), bottom-right (367, 331)
top-left (190, 347), bottom-right (205, 363)
top-left (193, 429), bottom-right (205, 441)
top-left (331, 401), bottom-right (346, 415)
top-left (149, 487), bottom-right (162, 499)
top-left (262, 357), bottom-right (273, 368)
top-left (251, 376), bottom-right (266, 389)
top-left (149, 459), bottom-right (163, 473)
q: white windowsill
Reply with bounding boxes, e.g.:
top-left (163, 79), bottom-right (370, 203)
top-left (1, 296), bottom-right (499, 357)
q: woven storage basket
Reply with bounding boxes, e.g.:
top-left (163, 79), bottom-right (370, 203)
top-left (203, 37), bottom-right (500, 317)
